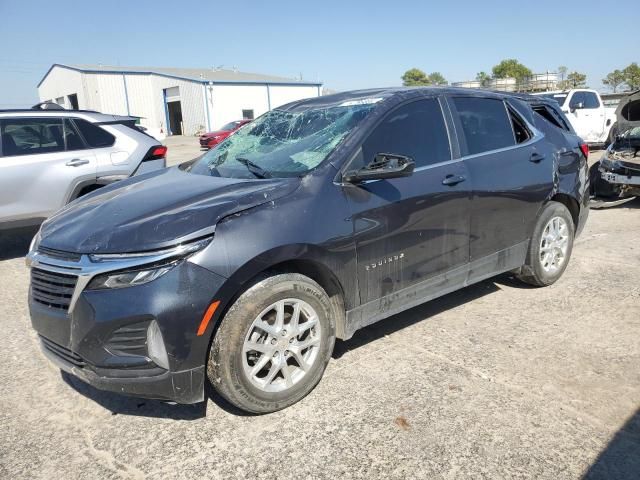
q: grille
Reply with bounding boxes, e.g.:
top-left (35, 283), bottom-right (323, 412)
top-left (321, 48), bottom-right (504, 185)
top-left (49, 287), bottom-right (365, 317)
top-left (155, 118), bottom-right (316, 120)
top-left (30, 268), bottom-right (78, 311)
top-left (106, 321), bottom-right (150, 357)
top-left (37, 246), bottom-right (82, 262)
top-left (40, 336), bottom-right (85, 368)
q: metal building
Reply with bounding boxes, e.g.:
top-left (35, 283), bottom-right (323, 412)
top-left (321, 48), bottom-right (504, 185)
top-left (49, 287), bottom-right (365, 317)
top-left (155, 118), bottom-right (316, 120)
top-left (37, 64), bottom-right (323, 137)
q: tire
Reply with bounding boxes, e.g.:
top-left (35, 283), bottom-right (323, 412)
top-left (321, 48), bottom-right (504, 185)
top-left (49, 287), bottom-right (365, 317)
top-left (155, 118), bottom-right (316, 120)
top-left (517, 201), bottom-right (575, 287)
top-left (207, 273), bottom-right (336, 414)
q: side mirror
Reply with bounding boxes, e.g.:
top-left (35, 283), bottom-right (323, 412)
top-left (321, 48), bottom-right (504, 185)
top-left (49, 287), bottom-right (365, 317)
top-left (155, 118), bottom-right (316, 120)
top-left (343, 153), bottom-right (415, 183)
top-left (570, 101), bottom-right (584, 112)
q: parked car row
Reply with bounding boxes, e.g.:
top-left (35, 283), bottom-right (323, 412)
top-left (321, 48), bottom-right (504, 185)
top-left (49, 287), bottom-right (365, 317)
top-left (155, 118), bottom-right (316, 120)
top-left (25, 87), bottom-right (589, 413)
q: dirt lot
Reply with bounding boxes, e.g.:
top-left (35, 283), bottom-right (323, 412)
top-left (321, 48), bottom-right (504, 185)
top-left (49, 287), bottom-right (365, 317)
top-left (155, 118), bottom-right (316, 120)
top-left (1, 149), bottom-right (639, 479)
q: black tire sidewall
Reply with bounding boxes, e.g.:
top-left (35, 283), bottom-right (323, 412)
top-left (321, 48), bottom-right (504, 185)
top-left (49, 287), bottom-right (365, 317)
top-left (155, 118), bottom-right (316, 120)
top-left (209, 274), bottom-right (335, 413)
top-left (527, 202), bottom-right (575, 286)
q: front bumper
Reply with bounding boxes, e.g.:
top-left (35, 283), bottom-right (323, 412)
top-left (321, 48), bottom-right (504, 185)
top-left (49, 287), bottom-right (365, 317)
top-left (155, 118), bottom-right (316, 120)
top-left (40, 335), bottom-right (205, 403)
top-left (600, 170), bottom-right (640, 186)
top-left (28, 253), bottom-right (227, 404)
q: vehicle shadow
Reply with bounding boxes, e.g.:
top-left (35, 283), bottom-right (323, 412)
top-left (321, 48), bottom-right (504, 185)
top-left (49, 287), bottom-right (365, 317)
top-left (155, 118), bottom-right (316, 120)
top-left (0, 226), bottom-right (39, 260)
top-left (333, 276), bottom-right (503, 359)
top-left (61, 371), bottom-right (208, 420)
top-left (583, 407), bottom-right (640, 479)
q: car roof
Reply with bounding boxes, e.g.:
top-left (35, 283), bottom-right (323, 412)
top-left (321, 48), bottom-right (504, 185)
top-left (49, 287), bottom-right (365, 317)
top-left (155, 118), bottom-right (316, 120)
top-left (0, 109), bottom-right (137, 123)
top-left (277, 86), bottom-right (545, 112)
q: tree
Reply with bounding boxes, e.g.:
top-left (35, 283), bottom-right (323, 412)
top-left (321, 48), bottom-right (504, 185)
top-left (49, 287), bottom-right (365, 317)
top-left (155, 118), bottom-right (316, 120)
top-left (623, 62), bottom-right (640, 90)
top-left (427, 72), bottom-right (448, 86)
top-left (558, 65), bottom-right (568, 82)
top-left (566, 71), bottom-right (587, 88)
top-left (476, 71), bottom-right (492, 88)
top-left (401, 68), bottom-right (447, 86)
top-left (603, 69), bottom-right (626, 93)
top-left (491, 59), bottom-right (532, 83)
top-left (401, 68), bottom-right (430, 86)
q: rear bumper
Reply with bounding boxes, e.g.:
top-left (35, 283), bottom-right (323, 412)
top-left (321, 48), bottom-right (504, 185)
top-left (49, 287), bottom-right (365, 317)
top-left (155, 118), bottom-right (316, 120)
top-left (40, 336), bottom-right (205, 403)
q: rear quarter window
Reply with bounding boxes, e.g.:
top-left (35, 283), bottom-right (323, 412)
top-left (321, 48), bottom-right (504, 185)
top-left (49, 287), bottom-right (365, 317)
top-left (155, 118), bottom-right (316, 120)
top-left (73, 119), bottom-right (115, 148)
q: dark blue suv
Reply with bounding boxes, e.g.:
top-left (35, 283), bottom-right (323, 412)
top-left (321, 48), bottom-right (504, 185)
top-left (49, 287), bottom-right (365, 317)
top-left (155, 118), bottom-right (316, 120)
top-left (26, 88), bottom-right (589, 413)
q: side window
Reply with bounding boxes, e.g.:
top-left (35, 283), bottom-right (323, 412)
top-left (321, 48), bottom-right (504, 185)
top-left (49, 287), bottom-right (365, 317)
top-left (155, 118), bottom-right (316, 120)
top-left (582, 92), bottom-right (600, 109)
top-left (361, 98), bottom-right (450, 169)
top-left (63, 119), bottom-right (85, 150)
top-left (0, 118), bottom-right (65, 157)
top-left (569, 92), bottom-right (585, 109)
top-left (450, 97), bottom-right (515, 155)
top-left (73, 119), bottom-right (115, 148)
top-left (242, 109), bottom-right (255, 120)
top-left (509, 108), bottom-right (531, 144)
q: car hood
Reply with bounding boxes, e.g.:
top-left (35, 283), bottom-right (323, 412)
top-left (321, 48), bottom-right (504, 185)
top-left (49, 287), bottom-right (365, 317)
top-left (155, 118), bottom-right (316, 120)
top-left (39, 168), bottom-right (300, 254)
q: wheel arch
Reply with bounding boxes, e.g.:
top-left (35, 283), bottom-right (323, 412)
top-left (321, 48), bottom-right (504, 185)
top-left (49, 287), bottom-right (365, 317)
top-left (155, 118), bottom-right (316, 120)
top-left (202, 246), bottom-right (350, 358)
top-left (549, 192), bottom-right (580, 230)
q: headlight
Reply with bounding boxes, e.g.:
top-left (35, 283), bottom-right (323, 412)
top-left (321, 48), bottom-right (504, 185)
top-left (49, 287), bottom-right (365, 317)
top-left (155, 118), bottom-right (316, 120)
top-left (29, 230), bottom-right (42, 253)
top-left (86, 236), bottom-right (212, 290)
top-left (86, 262), bottom-right (177, 290)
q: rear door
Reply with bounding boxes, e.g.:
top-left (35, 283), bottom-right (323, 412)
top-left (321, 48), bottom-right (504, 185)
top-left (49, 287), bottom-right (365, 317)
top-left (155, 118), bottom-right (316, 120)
top-left (0, 117), bottom-right (96, 223)
top-left (448, 95), bottom-right (553, 265)
top-left (344, 97), bottom-right (471, 305)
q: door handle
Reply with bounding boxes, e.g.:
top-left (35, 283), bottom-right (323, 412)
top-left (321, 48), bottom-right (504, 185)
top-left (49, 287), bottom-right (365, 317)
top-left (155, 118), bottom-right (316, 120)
top-left (442, 174), bottom-right (466, 186)
top-left (65, 159), bottom-right (90, 167)
top-left (529, 152), bottom-right (545, 163)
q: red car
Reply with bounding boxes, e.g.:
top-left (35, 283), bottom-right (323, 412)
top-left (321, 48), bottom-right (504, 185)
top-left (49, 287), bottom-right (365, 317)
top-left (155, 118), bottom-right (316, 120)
top-left (199, 119), bottom-right (252, 149)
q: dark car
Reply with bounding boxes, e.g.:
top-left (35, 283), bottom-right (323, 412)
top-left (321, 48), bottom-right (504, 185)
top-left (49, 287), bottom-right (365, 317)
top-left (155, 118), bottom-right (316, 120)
top-left (590, 89), bottom-right (640, 198)
top-left (26, 88), bottom-right (589, 413)
top-left (199, 119), bottom-right (251, 149)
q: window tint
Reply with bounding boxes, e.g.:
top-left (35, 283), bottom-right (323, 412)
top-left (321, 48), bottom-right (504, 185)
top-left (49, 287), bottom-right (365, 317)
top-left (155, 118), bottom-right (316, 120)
top-left (1, 118), bottom-right (65, 157)
top-left (73, 119), bottom-right (115, 148)
top-left (450, 97), bottom-right (515, 155)
top-left (63, 119), bottom-right (85, 150)
top-left (361, 98), bottom-right (450, 169)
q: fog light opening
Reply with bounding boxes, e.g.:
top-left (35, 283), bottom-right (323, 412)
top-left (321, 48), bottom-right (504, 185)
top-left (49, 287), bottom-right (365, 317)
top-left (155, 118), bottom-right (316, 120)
top-left (147, 320), bottom-right (170, 370)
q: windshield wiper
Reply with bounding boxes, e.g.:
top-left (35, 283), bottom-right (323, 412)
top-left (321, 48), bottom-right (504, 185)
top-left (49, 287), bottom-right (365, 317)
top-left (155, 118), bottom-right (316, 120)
top-left (236, 157), bottom-right (272, 179)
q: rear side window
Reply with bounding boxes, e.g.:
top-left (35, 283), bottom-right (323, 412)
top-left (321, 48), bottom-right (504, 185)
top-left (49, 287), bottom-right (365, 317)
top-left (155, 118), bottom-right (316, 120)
top-left (73, 119), bottom-right (115, 148)
top-left (361, 98), bottom-right (451, 169)
top-left (450, 97), bottom-right (515, 155)
top-left (0, 118), bottom-right (65, 157)
top-left (63, 119), bottom-right (86, 150)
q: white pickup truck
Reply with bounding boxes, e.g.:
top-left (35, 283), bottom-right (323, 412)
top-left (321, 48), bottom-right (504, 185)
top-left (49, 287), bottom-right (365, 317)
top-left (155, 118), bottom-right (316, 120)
top-left (534, 89), bottom-right (617, 146)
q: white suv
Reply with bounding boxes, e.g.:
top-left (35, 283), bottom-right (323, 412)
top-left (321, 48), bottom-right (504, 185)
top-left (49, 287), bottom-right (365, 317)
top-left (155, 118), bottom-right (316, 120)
top-left (0, 108), bottom-right (167, 229)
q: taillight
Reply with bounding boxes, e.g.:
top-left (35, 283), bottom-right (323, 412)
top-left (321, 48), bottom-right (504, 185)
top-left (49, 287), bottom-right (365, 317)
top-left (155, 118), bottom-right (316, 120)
top-left (143, 145), bottom-right (167, 161)
top-left (579, 143), bottom-right (589, 160)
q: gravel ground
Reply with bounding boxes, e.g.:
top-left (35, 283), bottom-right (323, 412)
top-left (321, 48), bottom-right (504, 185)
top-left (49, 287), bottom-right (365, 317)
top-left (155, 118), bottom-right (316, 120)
top-left (1, 149), bottom-right (639, 479)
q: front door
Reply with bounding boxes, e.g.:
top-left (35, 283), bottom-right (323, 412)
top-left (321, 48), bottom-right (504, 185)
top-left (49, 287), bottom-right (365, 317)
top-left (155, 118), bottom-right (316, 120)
top-left (566, 91), bottom-right (604, 143)
top-left (343, 97), bottom-right (471, 306)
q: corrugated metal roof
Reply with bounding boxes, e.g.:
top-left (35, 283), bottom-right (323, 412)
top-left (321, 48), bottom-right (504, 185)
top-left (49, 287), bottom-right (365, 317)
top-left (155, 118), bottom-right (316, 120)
top-left (38, 63), bottom-right (321, 87)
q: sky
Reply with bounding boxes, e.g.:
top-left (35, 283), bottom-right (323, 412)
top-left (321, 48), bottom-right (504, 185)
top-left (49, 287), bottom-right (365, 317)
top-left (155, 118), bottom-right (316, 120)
top-left (0, 0), bottom-right (638, 108)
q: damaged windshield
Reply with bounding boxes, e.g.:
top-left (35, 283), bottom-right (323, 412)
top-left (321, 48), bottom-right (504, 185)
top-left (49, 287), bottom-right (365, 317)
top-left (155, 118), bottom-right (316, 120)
top-left (189, 102), bottom-right (377, 178)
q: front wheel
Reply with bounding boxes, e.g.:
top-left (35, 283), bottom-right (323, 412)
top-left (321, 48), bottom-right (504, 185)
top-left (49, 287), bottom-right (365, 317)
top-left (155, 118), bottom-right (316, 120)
top-left (207, 273), bottom-right (335, 413)
top-left (517, 202), bottom-right (575, 287)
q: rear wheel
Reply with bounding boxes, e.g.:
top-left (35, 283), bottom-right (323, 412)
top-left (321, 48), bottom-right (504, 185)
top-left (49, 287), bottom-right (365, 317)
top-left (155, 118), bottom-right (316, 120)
top-left (517, 202), bottom-right (575, 287)
top-left (207, 273), bottom-right (335, 413)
